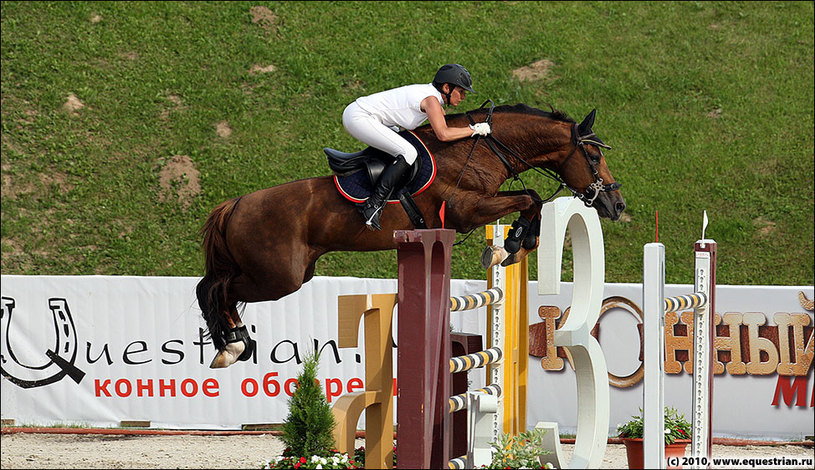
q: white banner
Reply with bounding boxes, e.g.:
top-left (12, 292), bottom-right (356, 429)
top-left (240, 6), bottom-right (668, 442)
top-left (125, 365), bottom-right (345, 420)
top-left (1, 275), bottom-right (812, 440)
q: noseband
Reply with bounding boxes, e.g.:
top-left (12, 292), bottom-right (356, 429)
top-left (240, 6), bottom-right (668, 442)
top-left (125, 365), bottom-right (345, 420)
top-left (465, 101), bottom-right (621, 208)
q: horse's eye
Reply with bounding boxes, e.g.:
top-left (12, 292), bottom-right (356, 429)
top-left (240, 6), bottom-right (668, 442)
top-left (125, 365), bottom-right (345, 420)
top-left (589, 151), bottom-right (602, 164)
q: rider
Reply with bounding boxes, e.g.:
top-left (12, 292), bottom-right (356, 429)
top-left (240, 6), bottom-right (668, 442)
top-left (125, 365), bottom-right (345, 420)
top-left (342, 63), bottom-right (492, 230)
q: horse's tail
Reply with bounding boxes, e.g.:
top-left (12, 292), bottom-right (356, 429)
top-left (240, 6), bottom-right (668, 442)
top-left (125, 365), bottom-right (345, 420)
top-left (196, 197), bottom-right (242, 351)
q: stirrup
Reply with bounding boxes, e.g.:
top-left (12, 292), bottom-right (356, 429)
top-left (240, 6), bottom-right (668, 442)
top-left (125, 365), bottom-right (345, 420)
top-left (224, 325), bottom-right (256, 362)
top-left (364, 205), bottom-right (384, 231)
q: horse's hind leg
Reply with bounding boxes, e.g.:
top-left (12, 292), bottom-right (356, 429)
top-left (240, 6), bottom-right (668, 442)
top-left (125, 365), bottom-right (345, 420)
top-left (209, 255), bottom-right (317, 369)
top-left (209, 305), bottom-right (256, 368)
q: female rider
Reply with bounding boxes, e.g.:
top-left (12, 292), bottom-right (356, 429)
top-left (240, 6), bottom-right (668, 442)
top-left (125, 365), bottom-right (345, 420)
top-left (342, 64), bottom-right (491, 230)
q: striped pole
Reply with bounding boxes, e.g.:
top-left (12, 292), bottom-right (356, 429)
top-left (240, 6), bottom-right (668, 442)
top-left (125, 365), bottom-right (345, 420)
top-left (449, 347), bottom-right (503, 374)
top-left (663, 292), bottom-right (707, 313)
top-left (448, 384), bottom-right (502, 414)
top-left (448, 456), bottom-right (467, 469)
top-left (450, 287), bottom-right (504, 312)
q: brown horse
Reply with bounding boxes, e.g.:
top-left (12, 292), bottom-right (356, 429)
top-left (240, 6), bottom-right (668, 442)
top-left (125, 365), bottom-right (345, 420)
top-left (196, 103), bottom-right (625, 368)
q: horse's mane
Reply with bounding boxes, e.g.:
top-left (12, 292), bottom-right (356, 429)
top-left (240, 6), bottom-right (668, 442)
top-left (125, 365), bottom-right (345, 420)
top-left (447, 103), bottom-right (575, 124)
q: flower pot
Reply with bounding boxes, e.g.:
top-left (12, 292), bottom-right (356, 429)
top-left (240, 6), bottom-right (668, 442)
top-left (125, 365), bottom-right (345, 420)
top-left (622, 438), bottom-right (691, 469)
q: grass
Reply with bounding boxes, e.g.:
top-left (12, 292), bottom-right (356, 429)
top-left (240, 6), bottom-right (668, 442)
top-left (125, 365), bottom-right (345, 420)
top-left (1, 1), bottom-right (813, 286)
top-left (1, 422), bottom-right (92, 429)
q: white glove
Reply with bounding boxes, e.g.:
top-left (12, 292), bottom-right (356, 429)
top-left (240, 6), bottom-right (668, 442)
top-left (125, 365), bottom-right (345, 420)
top-left (469, 122), bottom-right (491, 137)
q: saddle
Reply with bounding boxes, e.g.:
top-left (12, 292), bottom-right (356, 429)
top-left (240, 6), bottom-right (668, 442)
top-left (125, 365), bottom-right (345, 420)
top-left (325, 130), bottom-right (436, 228)
top-left (325, 146), bottom-right (421, 189)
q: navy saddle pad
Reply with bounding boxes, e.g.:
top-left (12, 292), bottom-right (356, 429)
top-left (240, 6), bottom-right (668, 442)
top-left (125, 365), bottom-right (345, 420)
top-left (332, 130), bottom-right (436, 204)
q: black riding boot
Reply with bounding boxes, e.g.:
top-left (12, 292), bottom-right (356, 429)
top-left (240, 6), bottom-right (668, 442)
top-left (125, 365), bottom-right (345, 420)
top-left (360, 155), bottom-right (412, 230)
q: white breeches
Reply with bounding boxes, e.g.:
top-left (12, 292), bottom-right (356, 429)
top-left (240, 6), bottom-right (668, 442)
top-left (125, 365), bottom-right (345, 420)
top-left (342, 102), bottom-right (418, 165)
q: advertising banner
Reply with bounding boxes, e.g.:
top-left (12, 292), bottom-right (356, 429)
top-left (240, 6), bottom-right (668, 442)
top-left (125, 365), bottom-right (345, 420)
top-left (1, 275), bottom-right (812, 440)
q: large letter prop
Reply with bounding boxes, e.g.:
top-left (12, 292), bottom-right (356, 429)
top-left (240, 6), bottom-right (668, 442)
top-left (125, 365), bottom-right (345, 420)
top-left (536, 197), bottom-right (609, 469)
top-left (331, 294), bottom-right (396, 469)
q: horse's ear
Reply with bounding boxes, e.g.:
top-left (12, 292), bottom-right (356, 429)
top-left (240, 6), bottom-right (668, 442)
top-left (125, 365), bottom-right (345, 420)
top-left (578, 109), bottom-right (597, 135)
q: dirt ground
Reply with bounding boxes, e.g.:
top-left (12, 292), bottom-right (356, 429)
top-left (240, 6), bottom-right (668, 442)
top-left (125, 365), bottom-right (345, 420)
top-left (1, 432), bottom-right (813, 469)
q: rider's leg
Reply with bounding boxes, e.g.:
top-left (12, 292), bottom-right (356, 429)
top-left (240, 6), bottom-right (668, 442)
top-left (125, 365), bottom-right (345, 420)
top-left (342, 102), bottom-right (418, 230)
top-left (360, 154), bottom-right (411, 230)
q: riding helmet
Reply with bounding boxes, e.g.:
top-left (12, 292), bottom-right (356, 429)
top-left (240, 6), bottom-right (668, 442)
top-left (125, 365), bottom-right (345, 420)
top-left (433, 64), bottom-right (476, 93)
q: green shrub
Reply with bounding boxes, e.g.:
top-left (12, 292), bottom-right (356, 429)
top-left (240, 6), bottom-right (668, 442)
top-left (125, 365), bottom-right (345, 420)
top-left (280, 349), bottom-right (337, 458)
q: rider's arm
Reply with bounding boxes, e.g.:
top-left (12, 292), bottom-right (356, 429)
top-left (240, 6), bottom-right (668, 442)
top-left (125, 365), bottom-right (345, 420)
top-left (421, 96), bottom-right (475, 142)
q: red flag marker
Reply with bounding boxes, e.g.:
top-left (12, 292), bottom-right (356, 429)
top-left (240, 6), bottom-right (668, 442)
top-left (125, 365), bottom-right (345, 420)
top-left (655, 210), bottom-right (659, 243)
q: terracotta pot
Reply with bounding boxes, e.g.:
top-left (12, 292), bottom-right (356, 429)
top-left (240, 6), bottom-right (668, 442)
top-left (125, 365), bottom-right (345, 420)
top-left (622, 438), bottom-right (691, 469)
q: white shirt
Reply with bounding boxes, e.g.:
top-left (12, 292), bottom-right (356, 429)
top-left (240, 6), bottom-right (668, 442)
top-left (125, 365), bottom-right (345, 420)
top-left (354, 83), bottom-right (443, 130)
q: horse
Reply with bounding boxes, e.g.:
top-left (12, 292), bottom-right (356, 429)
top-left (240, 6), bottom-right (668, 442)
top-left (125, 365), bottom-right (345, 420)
top-left (196, 103), bottom-right (626, 368)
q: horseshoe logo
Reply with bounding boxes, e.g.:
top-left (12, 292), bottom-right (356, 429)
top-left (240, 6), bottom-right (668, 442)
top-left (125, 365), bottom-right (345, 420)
top-left (1, 297), bottom-right (85, 388)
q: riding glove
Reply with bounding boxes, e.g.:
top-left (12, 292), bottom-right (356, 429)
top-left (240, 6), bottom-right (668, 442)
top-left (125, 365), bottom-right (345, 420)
top-left (469, 122), bottom-right (491, 137)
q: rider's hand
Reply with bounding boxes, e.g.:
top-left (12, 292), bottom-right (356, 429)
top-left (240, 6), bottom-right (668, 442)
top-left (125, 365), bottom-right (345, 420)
top-left (469, 122), bottom-right (491, 137)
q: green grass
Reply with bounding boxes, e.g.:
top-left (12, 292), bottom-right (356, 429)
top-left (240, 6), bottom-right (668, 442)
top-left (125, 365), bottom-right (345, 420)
top-left (1, 422), bottom-right (92, 429)
top-left (1, 1), bottom-right (813, 286)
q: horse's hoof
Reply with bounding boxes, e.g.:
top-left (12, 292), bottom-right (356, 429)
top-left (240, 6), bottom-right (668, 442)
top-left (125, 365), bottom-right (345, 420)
top-left (481, 246), bottom-right (508, 270)
top-left (209, 341), bottom-right (246, 369)
top-left (500, 252), bottom-right (518, 267)
top-left (209, 351), bottom-right (232, 369)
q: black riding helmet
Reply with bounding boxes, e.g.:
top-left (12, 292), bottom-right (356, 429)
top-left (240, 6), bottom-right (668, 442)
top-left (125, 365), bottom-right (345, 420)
top-left (433, 64), bottom-right (475, 104)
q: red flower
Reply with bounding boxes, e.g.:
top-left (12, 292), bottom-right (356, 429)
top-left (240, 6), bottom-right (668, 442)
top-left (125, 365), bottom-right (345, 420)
top-left (299, 457), bottom-right (307, 463)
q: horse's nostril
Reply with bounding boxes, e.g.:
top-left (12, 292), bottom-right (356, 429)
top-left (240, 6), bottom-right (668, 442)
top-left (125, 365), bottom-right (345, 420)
top-left (616, 202), bottom-right (626, 213)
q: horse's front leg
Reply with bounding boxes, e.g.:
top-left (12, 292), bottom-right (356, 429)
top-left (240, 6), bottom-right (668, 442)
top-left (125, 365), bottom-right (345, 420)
top-left (464, 190), bottom-right (543, 269)
top-left (499, 189), bottom-right (546, 268)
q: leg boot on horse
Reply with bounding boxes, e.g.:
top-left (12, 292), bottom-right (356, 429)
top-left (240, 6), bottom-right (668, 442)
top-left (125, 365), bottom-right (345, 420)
top-left (209, 323), bottom-right (256, 368)
top-left (360, 155), bottom-right (411, 230)
top-left (480, 215), bottom-right (541, 269)
top-left (207, 303), bottom-right (257, 368)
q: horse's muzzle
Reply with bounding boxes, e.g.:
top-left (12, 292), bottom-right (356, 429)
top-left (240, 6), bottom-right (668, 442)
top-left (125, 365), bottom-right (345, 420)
top-left (596, 192), bottom-right (626, 221)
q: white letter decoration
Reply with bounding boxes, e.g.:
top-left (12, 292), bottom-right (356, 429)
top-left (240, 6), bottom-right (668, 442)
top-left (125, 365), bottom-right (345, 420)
top-left (536, 197), bottom-right (609, 469)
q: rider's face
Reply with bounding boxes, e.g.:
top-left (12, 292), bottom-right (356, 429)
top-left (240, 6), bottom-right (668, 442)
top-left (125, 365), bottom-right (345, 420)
top-left (445, 84), bottom-right (466, 106)
top-left (452, 87), bottom-right (466, 106)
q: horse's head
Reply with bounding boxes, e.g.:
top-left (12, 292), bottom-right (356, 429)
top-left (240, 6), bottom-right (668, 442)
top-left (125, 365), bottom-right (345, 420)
top-left (557, 109), bottom-right (626, 220)
top-left (488, 105), bottom-right (626, 221)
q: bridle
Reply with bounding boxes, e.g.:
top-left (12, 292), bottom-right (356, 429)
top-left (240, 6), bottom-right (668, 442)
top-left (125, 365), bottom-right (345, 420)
top-left (562, 124), bottom-right (622, 206)
top-left (464, 100), bottom-right (622, 207)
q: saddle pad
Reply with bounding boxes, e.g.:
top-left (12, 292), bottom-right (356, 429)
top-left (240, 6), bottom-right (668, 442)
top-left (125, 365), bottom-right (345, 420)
top-left (333, 130), bottom-right (436, 204)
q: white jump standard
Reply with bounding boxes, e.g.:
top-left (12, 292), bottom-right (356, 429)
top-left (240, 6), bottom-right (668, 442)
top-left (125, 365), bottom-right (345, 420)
top-left (643, 214), bottom-right (717, 469)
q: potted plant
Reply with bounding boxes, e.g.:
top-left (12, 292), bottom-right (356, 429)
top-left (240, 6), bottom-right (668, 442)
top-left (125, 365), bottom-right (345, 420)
top-left (484, 428), bottom-right (552, 469)
top-left (617, 407), bottom-right (692, 469)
